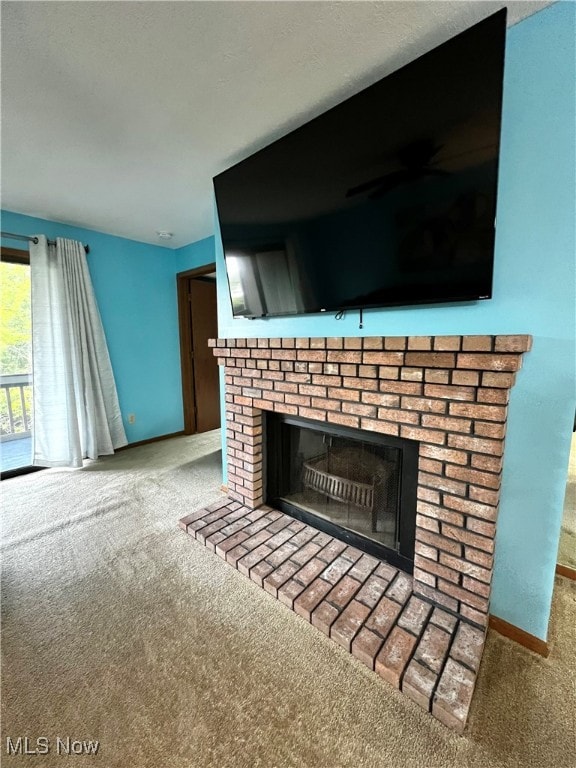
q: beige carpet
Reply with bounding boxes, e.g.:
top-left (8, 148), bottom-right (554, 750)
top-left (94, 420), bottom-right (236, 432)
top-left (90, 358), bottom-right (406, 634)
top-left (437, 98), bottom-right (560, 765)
top-left (1, 432), bottom-right (575, 768)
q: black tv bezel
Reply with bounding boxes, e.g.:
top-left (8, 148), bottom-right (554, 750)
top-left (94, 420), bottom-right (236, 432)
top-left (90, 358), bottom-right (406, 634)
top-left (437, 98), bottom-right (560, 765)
top-left (214, 8), bottom-right (507, 320)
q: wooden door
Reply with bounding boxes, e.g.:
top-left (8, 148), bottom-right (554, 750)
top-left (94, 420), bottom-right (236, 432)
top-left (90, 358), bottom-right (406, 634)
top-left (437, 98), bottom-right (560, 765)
top-left (188, 277), bottom-right (220, 433)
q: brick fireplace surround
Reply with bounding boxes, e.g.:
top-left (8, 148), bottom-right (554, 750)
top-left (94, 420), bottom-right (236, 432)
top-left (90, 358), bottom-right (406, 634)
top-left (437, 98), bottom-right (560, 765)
top-left (180, 333), bottom-right (531, 730)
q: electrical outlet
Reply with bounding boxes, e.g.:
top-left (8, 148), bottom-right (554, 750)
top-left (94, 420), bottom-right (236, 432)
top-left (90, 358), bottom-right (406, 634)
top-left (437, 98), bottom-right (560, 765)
top-left (127, 413), bottom-right (136, 424)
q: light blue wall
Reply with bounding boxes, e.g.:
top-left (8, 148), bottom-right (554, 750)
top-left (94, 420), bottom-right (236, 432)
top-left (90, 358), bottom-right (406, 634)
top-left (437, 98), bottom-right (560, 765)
top-left (175, 236), bottom-right (217, 273)
top-left (210, 2), bottom-right (576, 639)
top-left (1, 210), bottom-right (199, 444)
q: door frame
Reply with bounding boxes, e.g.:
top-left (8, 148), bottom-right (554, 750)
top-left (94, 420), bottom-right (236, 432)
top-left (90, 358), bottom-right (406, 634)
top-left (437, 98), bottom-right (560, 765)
top-left (177, 263), bottom-right (217, 435)
top-left (1, 246), bottom-right (43, 479)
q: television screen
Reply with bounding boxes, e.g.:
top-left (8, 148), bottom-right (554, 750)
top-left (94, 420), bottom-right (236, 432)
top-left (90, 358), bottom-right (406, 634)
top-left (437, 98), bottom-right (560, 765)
top-left (214, 9), bottom-right (507, 318)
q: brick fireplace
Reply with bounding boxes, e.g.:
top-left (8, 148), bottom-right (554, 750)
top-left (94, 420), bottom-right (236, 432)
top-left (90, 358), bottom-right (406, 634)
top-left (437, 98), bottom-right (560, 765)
top-left (181, 333), bottom-right (531, 729)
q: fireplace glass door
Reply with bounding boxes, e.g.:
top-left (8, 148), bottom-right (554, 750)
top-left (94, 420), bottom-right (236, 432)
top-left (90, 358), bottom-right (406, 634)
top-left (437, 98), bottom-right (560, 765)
top-left (266, 415), bottom-right (417, 570)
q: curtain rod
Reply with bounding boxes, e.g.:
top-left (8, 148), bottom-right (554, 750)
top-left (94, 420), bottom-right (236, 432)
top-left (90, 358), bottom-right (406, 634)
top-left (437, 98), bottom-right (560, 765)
top-left (1, 231), bottom-right (90, 254)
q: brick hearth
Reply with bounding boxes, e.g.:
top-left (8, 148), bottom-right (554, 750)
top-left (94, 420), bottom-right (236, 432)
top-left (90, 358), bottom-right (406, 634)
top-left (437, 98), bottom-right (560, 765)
top-left (179, 499), bottom-right (484, 731)
top-left (181, 333), bottom-right (531, 730)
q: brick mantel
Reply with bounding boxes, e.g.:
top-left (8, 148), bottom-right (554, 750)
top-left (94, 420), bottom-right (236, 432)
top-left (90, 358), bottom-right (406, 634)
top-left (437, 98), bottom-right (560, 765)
top-left (210, 334), bottom-right (532, 628)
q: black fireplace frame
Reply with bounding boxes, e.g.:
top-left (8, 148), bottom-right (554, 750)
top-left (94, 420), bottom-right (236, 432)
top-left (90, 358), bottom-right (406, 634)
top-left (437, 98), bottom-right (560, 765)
top-left (265, 413), bottom-right (418, 573)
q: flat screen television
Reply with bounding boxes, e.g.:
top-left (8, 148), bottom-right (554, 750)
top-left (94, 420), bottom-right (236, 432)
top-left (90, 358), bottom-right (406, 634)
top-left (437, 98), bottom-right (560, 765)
top-left (214, 9), bottom-right (507, 319)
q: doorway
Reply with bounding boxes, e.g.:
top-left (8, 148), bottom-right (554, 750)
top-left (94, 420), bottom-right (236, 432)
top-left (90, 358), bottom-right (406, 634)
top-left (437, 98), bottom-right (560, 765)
top-left (177, 264), bottom-right (220, 435)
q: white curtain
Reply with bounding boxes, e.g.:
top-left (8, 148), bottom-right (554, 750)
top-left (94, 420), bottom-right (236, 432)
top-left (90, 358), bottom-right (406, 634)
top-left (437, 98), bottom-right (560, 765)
top-left (29, 236), bottom-right (127, 467)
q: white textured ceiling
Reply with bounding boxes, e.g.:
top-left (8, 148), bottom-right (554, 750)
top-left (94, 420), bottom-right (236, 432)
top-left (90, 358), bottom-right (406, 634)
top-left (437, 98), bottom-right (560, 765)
top-left (1, 1), bottom-right (552, 249)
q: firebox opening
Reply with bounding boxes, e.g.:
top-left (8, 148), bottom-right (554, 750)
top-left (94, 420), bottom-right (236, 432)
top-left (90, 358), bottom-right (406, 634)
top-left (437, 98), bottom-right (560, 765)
top-left (266, 414), bottom-right (418, 572)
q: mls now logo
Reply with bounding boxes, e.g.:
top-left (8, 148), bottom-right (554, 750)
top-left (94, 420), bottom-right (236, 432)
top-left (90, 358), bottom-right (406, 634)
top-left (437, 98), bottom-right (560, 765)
top-left (6, 736), bottom-right (100, 756)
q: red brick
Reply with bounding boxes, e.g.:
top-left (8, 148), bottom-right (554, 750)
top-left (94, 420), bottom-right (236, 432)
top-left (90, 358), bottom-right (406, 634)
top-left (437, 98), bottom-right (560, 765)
top-left (363, 351), bottom-right (405, 365)
top-left (418, 487), bottom-right (441, 505)
top-left (237, 543), bottom-right (274, 576)
top-left (379, 380), bottom-right (423, 396)
top-left (481, 371), bottom-right (516, 389)
top-left (443, 494), bottom-right (497, 522)
top-left (433, 336), bottom-right (461, 351)
top-left (424, 384), bottom-right (476, 401)
top-left (419, 457), bottom-right (443, 474)
top-left (348, 553), bottom-right (379, 582)
top-left (421, 414), bottom-right (472, 433)
top-left (263, 560), bottom-right (301, 596)
top-left (359, 364), bottom-right (378, 378)
top-left (474, 422), bottom-right (506, 440)
top-left (378, 407), bottom-right (419, 425)
top-left (402, 659), bottom-right (437, 710)
top-left (278, 578), bottom-right (306, 607)
top-left (401, 367), bottom-right (424, 382)
top-left (342, 401), bottom-right (377, 418)
top-left (375, 564), bottom-right (399, 585)
top-left (420, 444), bottom-right (469, 466)
top-left (351, 627), bottom-right (385, 668)
top-left (340, 376), bottom-right (377, 402)
top-left (405, 352), bottom-right (456, 368)
top-left (437, 579), bottom-right (489, 612)
top-left (327, 575), bottom-right (362, 609)
top-left (419, 472), bottom-right (467, 497)
top-left (226, 544), bottom-right (249, 567)
top-left (449, 402), bottom-right (507, 422)
top-left (416, 557), bottom-right (460, 590)
top-left (430, 607), bottom-right (458, 633)
top-left (433, 658), bottom-right (477, 732)
top-left (461, 336), bottom-right (493, 352)
top-left (445, 464), bottom-right (500, 489)
top-left (356, 575), bottom-right (389, 608)
top-left (344, 376), bottom-right (379, 391)
top-left (326, 337), bottom-right (343, 349)
top-left (361, 391), bottom-right (400, 407)
top-left (311, 601), bottom-right (340, 635)
top-left (469, 486), bottom-right (499, 506)
top-left (378, 366), bottom-right (400, 380)
top-left (460, 604), bottom-right (489, 627)
top-left (293, 578), bottom-right (333, 620)
top-left (414, 583), bottom-right (459, 613)
top-left (375, 627), bottom-right (417, 688)
top-left (293, 557), bottom-right (326, 586)
top-left (397, 596), bottom-right (432, 636)
top-left (451, 370), bottom-right (480, 386)
top-left (384, 337), bottom-right (407, 350)
top-left (310, 337), bottom-right (326, 349)
top-left (462, 575), bottom-right (491, 599)
top-left (327, 350), bottom-right (363, 364)
top-left (464, 547), bottom-right (493, 570)
top-left (365, 596), bottom-right (403, 639)
top-left (299, 407), bottom-right (327, 421)
top-left (439, 552), bottom-right (491, 583)
top-left (477, 387), bottom-right (510, 404)
top-left (400, 426), bottom-right (446, 445)
top-left (361, 419), bottom-right (399, 437)
top-left (363, 336), bottom-right (384, 350)
top-left (318, 538), bottom-right (348, 563)
top-left (386, 571), bottom-right (413, 604)
top-left (414, 541), bottom-right (438, 561)
top-left (425, 369), bottom-right (451, 384)
top-left (442, 524), bottom-right (494, 554)
top-left (448, 433), bottom-right (503, 456)
top-left (328, 412), bottom-right (360, 429)
top-left (331, 600), bottom-right (372, 650)
top-left (320, 555), bottom-right (353, 585)
top-left (401, 396), bottom-right (447, 413)
top-left (494, 335), bottom-right (532, 353)
top-left (249, 560), bottom-right (275, 587)
top-left (179, 507), bottom-right (216, 531)
top-left (471, 454), bottom-right (503, 473)
top-left (344, 337), bottom-right (363, 349)
top-left (407, 336), bottom-right (432, 350)
top-left (416, 529), bottom-right (462, 557)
